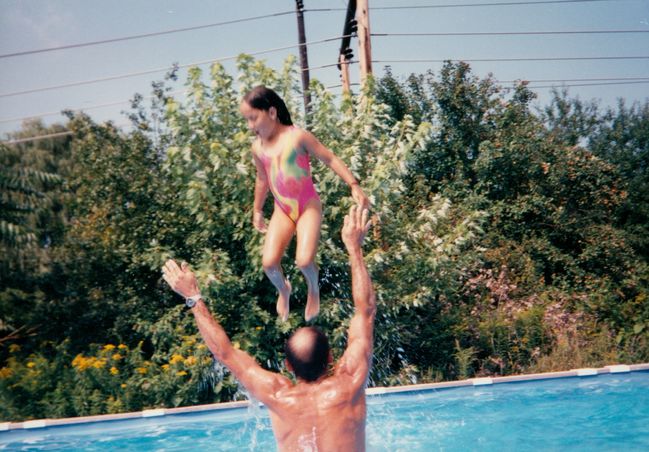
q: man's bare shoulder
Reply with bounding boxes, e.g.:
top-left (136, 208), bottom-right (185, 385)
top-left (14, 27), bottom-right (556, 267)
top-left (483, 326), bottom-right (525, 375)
top-left (269, 374), bottom-right (359, 415)
top-left (240, 366), bottom-right (293, 409)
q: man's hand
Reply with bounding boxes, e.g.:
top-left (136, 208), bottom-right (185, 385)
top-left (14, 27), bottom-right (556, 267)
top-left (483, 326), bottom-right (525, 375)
top-left (162, 259), bottom-right (201, 299)
top-left (342, 205), bottom-right (371, 251)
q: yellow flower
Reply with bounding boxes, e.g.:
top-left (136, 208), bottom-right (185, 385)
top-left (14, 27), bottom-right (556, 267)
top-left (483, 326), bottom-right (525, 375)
top-left (0, 367), bottom-right (14, 379)
top-left (93, 358), bottom-right (107, 369)
top-left (184, 356), bottom-right (197, 366)
top-left (26, 362), bottom-right (36, 369)
top-left (118, 344), bottom-right (128, 350)
top-left (110, 366), bottom-right (119, 375)
top-left (112, 353), bottom-right (123, 361)
top-left (162, 364), bottom-right (170, 371)
top-left (176, 370), bottom-right (187, 376)
top-left (73, 355), bottom-right (97, 371)
top-left (255, 326), bottom-right (263, 331)
top-left (103, 344), bottom-right (116, 351)
top-left (136, 367), bottom-right (148, 374)
top-left (169, 354), bottom-right (184, 365)
top-left (181, 336), bottom-right (196, 345)
top-left (72, 354), bottom-right (84, 368)
top-left (121, 383), bottom-right (127, 389)
top-left (196, 344), bottom-right (207, 350)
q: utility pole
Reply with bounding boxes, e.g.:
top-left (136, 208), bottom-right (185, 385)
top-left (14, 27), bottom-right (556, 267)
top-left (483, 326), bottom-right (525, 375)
top-left (295, 0), bottom-right (311, 117)
top-left (356, 0), bottom-right (373, 85)
top-left (338, 0), bottom-right (356, 94)
top-left (339, 54), bottom-right (351, 94)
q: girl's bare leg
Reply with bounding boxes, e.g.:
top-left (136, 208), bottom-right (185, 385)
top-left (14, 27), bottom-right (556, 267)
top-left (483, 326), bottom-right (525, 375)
top-left (295, 204), bottom-right (322, 321)
top-left (263, 208), bottom-right (296, 321)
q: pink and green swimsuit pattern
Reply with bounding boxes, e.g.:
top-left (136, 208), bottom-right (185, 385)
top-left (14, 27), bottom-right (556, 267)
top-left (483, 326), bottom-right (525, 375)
top-left (256, 127), bottom-right (320, 223)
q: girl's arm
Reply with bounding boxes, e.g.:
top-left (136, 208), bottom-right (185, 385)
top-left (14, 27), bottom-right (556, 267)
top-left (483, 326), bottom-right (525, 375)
top-left (302, 130), bottom-right (369, 209)
top-left (252, 151), bottom-right (270, 233)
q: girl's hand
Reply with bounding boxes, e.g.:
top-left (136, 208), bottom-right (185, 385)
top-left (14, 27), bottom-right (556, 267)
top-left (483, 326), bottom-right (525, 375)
top-left (351, 184), bottom-right (369, 211)
top-left (253, 211), bottom-right (267, 233)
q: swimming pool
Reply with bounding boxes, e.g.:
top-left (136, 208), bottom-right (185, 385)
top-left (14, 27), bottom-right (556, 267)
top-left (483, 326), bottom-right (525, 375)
top-left (2, 365), bottom-right (648, 451)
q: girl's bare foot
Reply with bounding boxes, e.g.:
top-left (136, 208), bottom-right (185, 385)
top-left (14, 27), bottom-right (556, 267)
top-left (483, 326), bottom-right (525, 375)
top-left (277, 280), bottom-right (291, 322)
top-left (304, 286), bottom-right (320, 322)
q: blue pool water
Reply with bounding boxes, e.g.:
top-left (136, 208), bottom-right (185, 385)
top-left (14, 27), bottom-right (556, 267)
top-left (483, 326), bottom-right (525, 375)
top-left (2, 371), bottom-right (648, 451)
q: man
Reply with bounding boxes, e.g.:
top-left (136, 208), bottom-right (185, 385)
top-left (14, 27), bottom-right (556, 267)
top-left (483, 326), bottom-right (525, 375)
top-left (162, 205), bottom-right (376, 451)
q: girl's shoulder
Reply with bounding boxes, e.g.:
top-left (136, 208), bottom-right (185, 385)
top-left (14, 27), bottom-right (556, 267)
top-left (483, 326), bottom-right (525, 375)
top-left (288, 125), bottom-right (313, 146)
top-left (272, 125), bottom-right (307, 148)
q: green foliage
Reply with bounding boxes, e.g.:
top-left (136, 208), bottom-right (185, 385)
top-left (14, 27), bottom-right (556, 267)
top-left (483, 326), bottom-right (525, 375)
top-left (2, 57), bottom-right (648, 422)
top-left (378, 62), bottom-right (649, 380)
top-left (588, 100), bottom-right (649, 260)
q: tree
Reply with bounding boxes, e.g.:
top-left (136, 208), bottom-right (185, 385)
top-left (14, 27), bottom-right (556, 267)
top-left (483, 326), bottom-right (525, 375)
top-left (0, 121), bottom-right (68, 355)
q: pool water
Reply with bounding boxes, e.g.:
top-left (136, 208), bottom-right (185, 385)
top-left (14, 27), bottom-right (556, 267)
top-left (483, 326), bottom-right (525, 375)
top-left (2, 371), bottom-right (648, 451)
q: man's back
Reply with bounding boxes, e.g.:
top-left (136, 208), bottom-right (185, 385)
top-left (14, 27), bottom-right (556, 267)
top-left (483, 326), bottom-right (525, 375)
top-left (268, 371), bottom-right (367, 452)
top-left (162, 206), bottom-right (375, 451)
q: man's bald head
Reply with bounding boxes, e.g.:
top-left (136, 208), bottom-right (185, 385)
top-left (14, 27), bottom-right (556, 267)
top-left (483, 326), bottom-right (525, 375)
top-left (285, 326), bottom-right (330, 382)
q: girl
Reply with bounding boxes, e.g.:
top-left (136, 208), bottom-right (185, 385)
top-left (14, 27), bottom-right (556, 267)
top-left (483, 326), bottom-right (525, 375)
top-left (240, 86), bottom-right (368, 322)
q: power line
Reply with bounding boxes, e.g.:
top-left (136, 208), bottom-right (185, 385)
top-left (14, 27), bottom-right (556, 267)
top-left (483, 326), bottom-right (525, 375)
top-left (0, 89), bottom-right (188, 125)
top-left (0, 3), bottom-right (631, 64)
top-left (373, 56), bottom-right (649, 64)
top-left (1, 4), bottom-right (631, 62)
top-left (0, 11), bottom-right (295, 59)
top-left (5, 76), bottom-right (647, 145)
top-left (6, 76), bottom-right (647, 126)
top-left (3, 131), bottom-right (74, 145)
top-left (6, 77), bottom-right (647, 146)
top-left (0, 34), bottom-right (349, 99)
top-left (373, 30), bottom-right (649, 37)
top-left (306, 0), bottom-right (615, 12)
top-left (0, 58), bottom-right (355, 125)
top-left (498, 77), bottom-right (649, 83)
top-left (526, 80), bottom-right (649, 89)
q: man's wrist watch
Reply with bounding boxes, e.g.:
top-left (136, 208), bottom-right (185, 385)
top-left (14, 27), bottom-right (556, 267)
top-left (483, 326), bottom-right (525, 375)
top-left (185, 294), bottom-right (202, 308)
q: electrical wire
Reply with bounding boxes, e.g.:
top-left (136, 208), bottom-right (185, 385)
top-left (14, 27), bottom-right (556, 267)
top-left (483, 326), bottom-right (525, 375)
top-left (372, 30), bottom-right (649, 37)
top-left (306, 0), bottom-right (616, 12)
top-left (0, 89), bottom-right (188, 125)
top-left (3, 131), bottom-right (74, 145)
top-left (2, 0), bottom-right (646, 141)
top-left (7, 49), bottom-right (632, 100)
top-left (0, 77), bottom-right (649, 145)
top-left (526, 80), bottom-right (649, 88)
top-left (498, 77), bottom-right (649, 83)
top-left (0, 34), bottom-right (349, 99)
top-left (373, 56), bottom-right (649, 64)
top-left (0, 11), bottom-right (295, 59)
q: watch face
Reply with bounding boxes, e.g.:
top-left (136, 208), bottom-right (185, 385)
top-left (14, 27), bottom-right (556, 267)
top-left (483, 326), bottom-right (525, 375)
top-left (186, 297), bottom-right (197, 308)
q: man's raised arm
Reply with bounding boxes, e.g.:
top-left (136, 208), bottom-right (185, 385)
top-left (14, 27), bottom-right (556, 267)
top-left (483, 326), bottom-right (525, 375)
top-left (161, 260), bottom-right (288, 406)
top-left (337, 206), bottom-right (377, 386)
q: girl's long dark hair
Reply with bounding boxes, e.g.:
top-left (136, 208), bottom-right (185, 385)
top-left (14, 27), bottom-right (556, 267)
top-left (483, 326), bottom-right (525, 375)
top-left (243, 85), bottom-right (293, 126)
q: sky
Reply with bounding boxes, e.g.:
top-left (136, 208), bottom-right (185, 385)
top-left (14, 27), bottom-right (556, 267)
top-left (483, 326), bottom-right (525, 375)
top-left (1, 0), bottom-right (648, 140)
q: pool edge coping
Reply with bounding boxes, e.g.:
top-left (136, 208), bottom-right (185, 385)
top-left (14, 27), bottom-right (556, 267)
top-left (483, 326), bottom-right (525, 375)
top-left (2, 362), bottom-right (648, 431)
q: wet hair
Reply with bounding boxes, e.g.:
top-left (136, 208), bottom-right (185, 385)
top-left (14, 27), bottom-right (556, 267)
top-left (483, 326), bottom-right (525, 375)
top-left (242, 85), bottom-right (293, 126)
top-left (284, 327), bottom-right (330, 382)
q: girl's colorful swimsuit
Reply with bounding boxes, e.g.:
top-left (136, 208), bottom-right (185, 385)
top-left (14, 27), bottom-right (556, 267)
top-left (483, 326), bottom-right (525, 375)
top-left (255, 127), bottom-right (320, 223)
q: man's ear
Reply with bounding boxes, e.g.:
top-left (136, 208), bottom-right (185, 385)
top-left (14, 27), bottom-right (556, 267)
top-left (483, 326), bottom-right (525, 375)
top-left (268, 106), bottom-right (278, 121)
